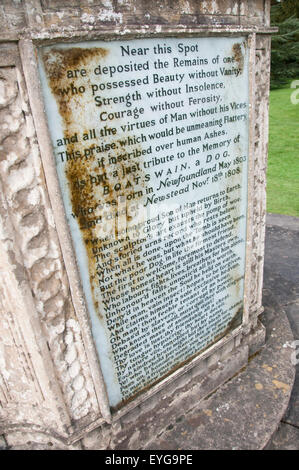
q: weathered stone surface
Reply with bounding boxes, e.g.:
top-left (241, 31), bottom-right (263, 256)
top-left (266, 423), bottom-right (299, 451)
top-left (0, 0), bottom-right (273, 40)
top-left (263, 217), bottom-right (299, 448)
top-left (248, 34), bottom-right (271, 324)
top-left (0, 435), bottom-right (6, 450)
top-left (284, 353), bottom-right (299, 428)
top-left (0, 56), bottom-right (102, 438)
top-left (4, 431), bottom-right (83, 450)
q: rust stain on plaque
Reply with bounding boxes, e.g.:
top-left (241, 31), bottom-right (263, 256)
top-left (42, 47), bottom-right (147, 390)
top-left (232, 43), bottom-right (244, 74)
top-left (43, 47), bottom-right (108, 80)
top-left (42, 42), bottom-right (247, 408)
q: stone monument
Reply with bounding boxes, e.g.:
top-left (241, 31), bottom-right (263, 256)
top-left (0, 0), bottom-right (275, 450)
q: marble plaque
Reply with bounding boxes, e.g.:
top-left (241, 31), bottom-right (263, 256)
top-left (38, 36), bottom-right (249, 409)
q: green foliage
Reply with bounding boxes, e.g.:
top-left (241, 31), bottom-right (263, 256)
top-left (271, 0), bottom-right (299, 22)
top-left (270, 1), bottom-right (299, 89)
top-left (267, 87), bottom-right (299, 217)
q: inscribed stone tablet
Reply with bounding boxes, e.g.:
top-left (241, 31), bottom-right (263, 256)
top-left (38, 36), bottom-right (249, 408)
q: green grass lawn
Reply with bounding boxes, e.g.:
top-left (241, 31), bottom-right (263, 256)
top-left (266, 85), bottom-right (299, 217)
